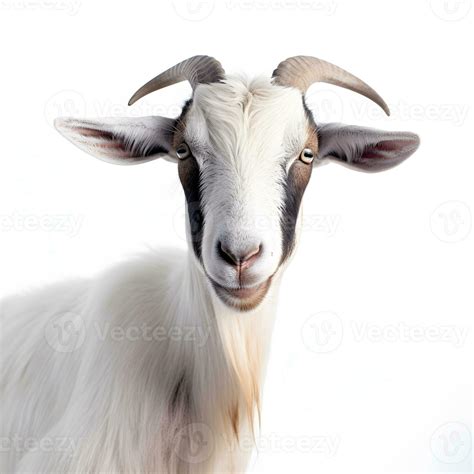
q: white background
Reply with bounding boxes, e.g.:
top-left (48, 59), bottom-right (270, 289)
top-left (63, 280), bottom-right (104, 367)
top-left (0, 1), bottom-right (472, 472)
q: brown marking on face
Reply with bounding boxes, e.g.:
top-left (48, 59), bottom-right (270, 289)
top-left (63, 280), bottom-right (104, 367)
top-left (280, 124), bottom-right (317, 263)
top-left (178, 154), bottom-right (204, 261)
top-left (173, 100), bottom-right (206, 261)
top-left (172, 99), bottom-right (193, 149)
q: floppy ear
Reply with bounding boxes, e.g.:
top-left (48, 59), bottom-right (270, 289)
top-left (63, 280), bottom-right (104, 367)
top-left (54, 116), bottom-right (176, 165)
top-left (316, 123), bottom-right (420, 172)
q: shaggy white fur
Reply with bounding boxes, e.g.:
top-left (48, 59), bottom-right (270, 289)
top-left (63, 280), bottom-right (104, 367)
top-left (0, 246), bottom-right (286, 472)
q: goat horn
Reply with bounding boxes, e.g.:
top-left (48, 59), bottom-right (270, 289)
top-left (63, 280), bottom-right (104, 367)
top-left (272, 56), bottom-right (390, 116)
top-left (128, 55), bottom-right (225, 106)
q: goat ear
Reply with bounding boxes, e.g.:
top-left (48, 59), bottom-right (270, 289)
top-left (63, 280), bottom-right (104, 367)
top-left (316, 123), bottom-right (420, 172)
top-left (54, 116), bottom-right (176, 165)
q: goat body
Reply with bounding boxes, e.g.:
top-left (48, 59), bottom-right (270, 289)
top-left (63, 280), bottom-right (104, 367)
top-left (1, 249), bottom-right (281, 473)
top-left (1, 55), bottom-right (420, 473)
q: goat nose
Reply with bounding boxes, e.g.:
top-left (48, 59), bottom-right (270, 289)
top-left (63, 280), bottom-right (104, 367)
top-left (218, 241), bottom-right (262, 269)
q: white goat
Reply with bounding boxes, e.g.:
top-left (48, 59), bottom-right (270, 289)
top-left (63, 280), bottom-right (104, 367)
top-left (0, 55), bottom-right (420, 473)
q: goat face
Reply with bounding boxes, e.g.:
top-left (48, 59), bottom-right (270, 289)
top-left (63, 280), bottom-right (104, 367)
top-left (174, 78), bottom-right (315, 311)
top-left (55, 55), bottom-right (420, 312)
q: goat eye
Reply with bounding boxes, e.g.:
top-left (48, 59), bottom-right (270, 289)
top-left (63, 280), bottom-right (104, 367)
top-left (300, 148), bottom-right (315, 164)
top-left (176, 143), bottom-right (190, 160)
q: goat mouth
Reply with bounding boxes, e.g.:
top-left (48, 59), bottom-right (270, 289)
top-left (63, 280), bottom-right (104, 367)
top-left (209, 277), bottom-right (272, 312)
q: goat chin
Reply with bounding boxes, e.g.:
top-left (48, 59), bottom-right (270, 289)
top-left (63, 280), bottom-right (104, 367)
top-left (0, 247), bottom-right (281, 473)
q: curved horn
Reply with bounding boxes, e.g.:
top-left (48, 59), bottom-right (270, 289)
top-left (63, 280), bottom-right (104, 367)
top-left (128, 55), bottom-right (225, 106)
top-left (272, 56), bottom-right (390, 116)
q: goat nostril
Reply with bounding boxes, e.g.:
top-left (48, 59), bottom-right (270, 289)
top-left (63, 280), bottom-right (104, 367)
top-left (217, 242), bottom-right (263, 268)
top-left (218, 242), bottom-right (239, 267)
top-left (241, 244), bottom-right (262, 264)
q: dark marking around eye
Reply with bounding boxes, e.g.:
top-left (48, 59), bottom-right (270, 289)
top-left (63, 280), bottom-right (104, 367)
top-left (175, 98), bottom-right (205, 262)
top-left (280, 159), bottom-right (312, 263)
top-left (178, 155), bottom-right (204, 262)
top-left (278, 98), bottom-right (317, 263)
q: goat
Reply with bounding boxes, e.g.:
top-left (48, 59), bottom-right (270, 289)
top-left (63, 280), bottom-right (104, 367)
top-left (0, 55), bottom-right (420, 473)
